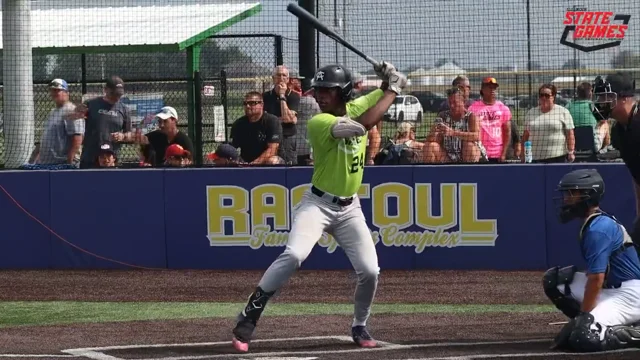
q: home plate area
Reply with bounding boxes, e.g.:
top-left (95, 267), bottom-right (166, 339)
top-left (59, 336), bottom-right (640, 360)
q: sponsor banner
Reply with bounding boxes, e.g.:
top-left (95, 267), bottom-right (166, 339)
top-left (0, 165), bottom-right (635, 270)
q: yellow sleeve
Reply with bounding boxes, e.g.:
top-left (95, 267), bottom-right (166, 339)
top-left (346, 89), bottom-right (384, 118)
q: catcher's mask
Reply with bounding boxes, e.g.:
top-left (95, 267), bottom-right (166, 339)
top-left (554, 169), bottom-right (605, 224)
top-left (592, 76), bottom-right (616, 121)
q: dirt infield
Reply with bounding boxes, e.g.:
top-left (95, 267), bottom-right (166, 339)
top-left (0, 270), bottom-right (638, 360)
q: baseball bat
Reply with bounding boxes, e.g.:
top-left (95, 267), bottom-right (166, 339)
top-left (287, 2), bottom-right (381, 68)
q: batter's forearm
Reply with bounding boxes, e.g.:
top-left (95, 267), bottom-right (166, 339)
top-left (357, 91), bottom-right (397, 130)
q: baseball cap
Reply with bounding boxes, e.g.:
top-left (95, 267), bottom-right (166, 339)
top-left (105, 76), bottom-right (125, 96)
top-left (49, 78), bottom-right (69, 92)
top-left (289, 70), bottom-right (305, 80)
top-left (155, 106), bottom-right (179, 120)
top-left (98, 143), bottom-right (116, 155)
top-left (207, 144), bottom-right (239, 161)
top-left (481, 77), bottom-right (499, 86)
top-left (165, 144), bottom-right (189, 160)
top-left (605, 72), bottom-right (636, 97)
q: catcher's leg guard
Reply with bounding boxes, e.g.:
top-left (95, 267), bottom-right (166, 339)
top-left (603, 325), bottom-right (640, 350)
top-left (568, 313), bottom-right (605, 352)
top-left (542, 265), bottom-right (581, 318)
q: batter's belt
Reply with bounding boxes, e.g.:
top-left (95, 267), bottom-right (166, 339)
top-left (311, 186), bottom-right (354, 206)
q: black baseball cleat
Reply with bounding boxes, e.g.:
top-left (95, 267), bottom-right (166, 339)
top-left (231, 315), bottom-right (256, 352)
top-left (352, 326), bottom-right (377, 348)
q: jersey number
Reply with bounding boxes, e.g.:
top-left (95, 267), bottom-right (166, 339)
top-left (350, 154), bottom-right (365, 174)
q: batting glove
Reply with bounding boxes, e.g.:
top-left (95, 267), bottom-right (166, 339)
top-left (374, 61), bottom-right (396, 80)
top-left (387, 70), bottom-right (407, 95)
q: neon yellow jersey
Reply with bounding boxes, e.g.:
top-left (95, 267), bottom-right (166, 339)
top-left (307, 89), bottom-right (384, 197)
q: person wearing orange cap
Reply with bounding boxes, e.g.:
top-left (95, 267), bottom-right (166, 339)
top-left (164, 143), bottom-right (192, 167)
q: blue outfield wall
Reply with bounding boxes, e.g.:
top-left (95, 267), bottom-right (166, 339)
top-left (0, 164), bottom-right (634, 270)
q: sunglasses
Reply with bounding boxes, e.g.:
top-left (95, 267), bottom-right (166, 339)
top-left (446, 87), bottom-right (462, 96)
top-left (243, 101), bottom-right (263, 106)
top-left (539, 93), bottom-right (553, 98)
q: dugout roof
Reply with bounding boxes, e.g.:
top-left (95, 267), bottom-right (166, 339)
top-left (0, 2), bottom-right (262, 54)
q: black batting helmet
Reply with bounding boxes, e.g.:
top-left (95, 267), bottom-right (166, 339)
top-left (311, 65), bottom-right (353, 102)
top-left (554, 169), bottom-right (605, 223)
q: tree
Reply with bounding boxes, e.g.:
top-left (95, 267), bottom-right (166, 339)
top-left (611, 50), bottom-right (640, 69)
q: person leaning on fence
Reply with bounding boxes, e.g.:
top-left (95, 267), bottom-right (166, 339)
top-left (468, 77), bottom-right (512, 163)
top-left (291, 80), bottom-right (321, 166)
top-left (374, 122), bottom-right (423, 165)
top-left (566, 82), bottom-right (610, 153)
top-left (30, 79), bottom-right (84, 169)
top-left (131, 106), bottom-right (194, 167)
top-left (424, 87), bottom-right (484, 163)
top-left (230, 91), bottom-right (283, 165)
top-left (68, 76), bottom-right (133, 169)
top-left (439, 75), bottom-right (475, 112)
top-left (262, 65), bottom-right (300, 165)
top-left (521, 84), bottom-right (575, 163)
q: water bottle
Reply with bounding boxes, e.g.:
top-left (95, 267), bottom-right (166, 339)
top-left (524, 141), bottom-right (533, 163)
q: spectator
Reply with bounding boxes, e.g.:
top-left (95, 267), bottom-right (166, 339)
top-left (163, 144), bottom-right (192, 167)
top-left (69, 76), bottom-right (132, 169)
top-left (262, 65), bottom-right (300, 165)
top-left (508, 121), bottom-right (522, 160)
top-left (291, 82), bottom-right (321, 166)
top-left (439, 75), bottom-right (475, 111)
top-left (207, 143), bottom-right (241, 166)
top-left (566, 82), bottom-right (610, 151)
top-left (132, 106), bottom-right (194, 166)
top-left (374, 122), bottom-right (422, 165)
top-left (288, 71), bottom-right (303, 95)
top-left (425, 87), bottom-right (483, 163)
top-left (468, 77), bottom-right (512, 163)
top-left (231, 92), bottom-right (283, 165)
top-left (521, 84), bottom-right (575, 163)
top-left (32, 79), bottom-right (84, 167)
top-left (352, 72), bottom-right (365, 98)
top-left (96, 143), bottom-right (117, 168)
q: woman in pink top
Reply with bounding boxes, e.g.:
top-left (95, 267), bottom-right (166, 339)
top-left (468, 77), bottom-right (512, 163)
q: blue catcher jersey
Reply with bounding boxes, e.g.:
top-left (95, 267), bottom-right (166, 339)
top-left (580, 212), bottom-right (640, 287)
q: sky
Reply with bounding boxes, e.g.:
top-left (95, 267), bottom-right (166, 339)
top-left (2, 0), bottom-right (638, 73)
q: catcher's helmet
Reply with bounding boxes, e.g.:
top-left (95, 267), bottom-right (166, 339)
top-left (311, 65), bottom-right (353, 102)
top-left (592, 76), bottom-right (615, 121)
top-left (554, 169), bottom-right (605, 223)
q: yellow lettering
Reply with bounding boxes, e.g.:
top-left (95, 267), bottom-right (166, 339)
top-left (358, 183), bottom-right (371, 199)
top-left (251, 184), bottom-right (289, 231)
top-left (372, 183), bottom-right (413, 229)
top-left (415, 183), bottom-right (457, 230)
top-left (379, 225), bottom-right (461, 253)
top-left (459, 184), bottom-right (498, 244)
top-left (206, 185), bottom-right (250, 244)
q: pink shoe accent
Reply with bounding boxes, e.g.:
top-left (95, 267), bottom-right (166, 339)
top-left (356, 339), bottom-right (377, 348)
top-left (232, 337), bottom-right (249, 352)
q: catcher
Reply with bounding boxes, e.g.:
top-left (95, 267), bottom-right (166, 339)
top-left (544, 168), bottom-right (640, 352)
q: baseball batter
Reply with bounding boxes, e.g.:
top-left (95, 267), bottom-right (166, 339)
top-left (231, 62), bottom-right (407, 352)
top-left (544, 169), bottom-right (640, 352)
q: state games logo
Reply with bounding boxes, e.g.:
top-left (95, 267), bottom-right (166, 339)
top-left (560, 7), bottom-right (630, 52)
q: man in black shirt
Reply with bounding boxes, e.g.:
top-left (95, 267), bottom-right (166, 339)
top-left (593, 73), bottom-right (640, 242)
top-left (231, 92), bottom-right (283, 165)
top-left (262, 65), bottom-right (300, 165)
top-left (132, 106), bottom-right (194, 166)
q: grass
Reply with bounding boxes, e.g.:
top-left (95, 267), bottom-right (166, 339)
top-left (0, 301), bottom-right (555, 328)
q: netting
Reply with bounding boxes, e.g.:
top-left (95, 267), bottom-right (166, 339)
top-left (0, 0), bottom-right (638, 168)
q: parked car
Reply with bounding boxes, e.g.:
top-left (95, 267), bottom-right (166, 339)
top-left (409, 91), bottom-right (447, 113)
top-left (385, 95), bottom-right (424, 122)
